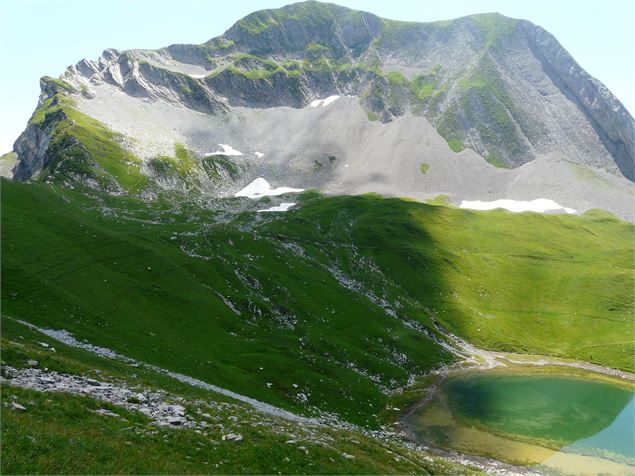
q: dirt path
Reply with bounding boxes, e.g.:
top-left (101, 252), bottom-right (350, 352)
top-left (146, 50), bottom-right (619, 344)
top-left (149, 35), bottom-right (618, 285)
top-left (433, 322), bottom-right (635, 382)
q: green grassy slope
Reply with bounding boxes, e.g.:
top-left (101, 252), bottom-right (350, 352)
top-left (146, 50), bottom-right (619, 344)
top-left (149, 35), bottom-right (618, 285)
top-left (1, 182), bottom-right (452, 426)
top-left (2, 180), bottom-right (633, 429)
top-left (2, 319), bottom-right (478, 475)
top-left (271, 194), bottom-right (633, 370)
top-left (28, 94), bottom-right (147, 192)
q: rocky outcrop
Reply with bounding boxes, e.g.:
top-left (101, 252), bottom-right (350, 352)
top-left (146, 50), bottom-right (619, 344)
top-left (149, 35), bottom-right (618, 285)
top-left (13, 122), bottom-right (53, 181)
top-left (62, 50), bottom-right (229, 115)
top-left (12, 105), bottom-right (63, 181)
top-left (522, 22), bottom-right (635, 180)
top-left (2, 366), bottom-right (197, 428)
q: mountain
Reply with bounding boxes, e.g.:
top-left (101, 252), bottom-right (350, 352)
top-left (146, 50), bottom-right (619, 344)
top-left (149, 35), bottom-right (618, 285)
top-left (6, 1), bottom-right (635, 220)
top-left (2, 3), bottom-right (634, 475)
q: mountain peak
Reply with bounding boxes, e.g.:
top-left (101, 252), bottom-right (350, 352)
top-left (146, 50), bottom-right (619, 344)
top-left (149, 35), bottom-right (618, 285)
top-left (221, 1), bottom-right (381, 56)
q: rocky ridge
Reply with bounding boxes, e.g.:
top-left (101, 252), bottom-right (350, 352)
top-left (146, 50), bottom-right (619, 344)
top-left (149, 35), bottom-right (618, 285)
top-left (6, 2), bottom-right (634, 222)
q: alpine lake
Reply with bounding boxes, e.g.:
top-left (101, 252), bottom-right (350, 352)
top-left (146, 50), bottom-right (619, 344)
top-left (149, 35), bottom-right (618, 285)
top-left (403, 365), bottom-right (635, 475)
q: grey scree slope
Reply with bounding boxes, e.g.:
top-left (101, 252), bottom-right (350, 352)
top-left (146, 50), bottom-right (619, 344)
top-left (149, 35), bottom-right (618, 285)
top-left (10, 1), bottom-right (635, 220)
top-left (79, 90), bottom-right (635, 220)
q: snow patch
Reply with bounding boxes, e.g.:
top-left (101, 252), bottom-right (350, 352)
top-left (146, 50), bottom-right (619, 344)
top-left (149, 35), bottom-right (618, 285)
top-left (205, 144), bottom-right (243, 156)
top-left (188, 74), bottom-right (207, 79)
top-left (309, 95), bottom-right (341, 108)
top-left (258, 203), bottom-right (296, 213)
top-left (235, 178), bottom-right (304, 199)
top-left (459, 199), bottom-right (576, 214)
top-left (254, 152), bottom-right (265, 158)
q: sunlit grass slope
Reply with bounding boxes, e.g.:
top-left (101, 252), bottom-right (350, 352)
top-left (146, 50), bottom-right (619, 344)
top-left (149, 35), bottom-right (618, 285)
top-left (2, 319), bottom-right (479, 475)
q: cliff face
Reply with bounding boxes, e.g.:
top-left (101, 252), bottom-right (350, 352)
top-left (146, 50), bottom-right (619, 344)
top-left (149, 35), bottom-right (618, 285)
top-left (9, 1), bottom-right (635, 205)
top-left (522, 23), bottom-right (634, 180)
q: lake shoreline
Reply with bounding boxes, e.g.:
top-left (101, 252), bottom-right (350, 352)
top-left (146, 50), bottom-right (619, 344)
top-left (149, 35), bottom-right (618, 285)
top-left (395, 327), bottom-right (635, 475)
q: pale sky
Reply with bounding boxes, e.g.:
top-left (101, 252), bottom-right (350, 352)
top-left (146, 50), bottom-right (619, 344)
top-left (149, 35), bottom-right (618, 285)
top-left (1, 0), bottom-right (633, 153)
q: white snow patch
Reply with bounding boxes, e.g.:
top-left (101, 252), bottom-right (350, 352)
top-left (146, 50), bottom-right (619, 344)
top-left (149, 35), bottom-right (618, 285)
top-left (309, 95), bottom-right (341, 108)
top-left (205, 144), bottom-right (243, 156)
top-left (188, 74), bottom-right (207, 79)
top-left (254, 152), bottom-right (265, 158)
top-left (235, 178), bottom-right (304, 199)
top-left (258, 203), bottom-right (296, 213)
top-left (459, 199), bottom-right (576, 214)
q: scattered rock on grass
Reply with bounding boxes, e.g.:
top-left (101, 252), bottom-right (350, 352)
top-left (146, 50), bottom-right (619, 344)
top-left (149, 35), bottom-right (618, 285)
top-left (222, 433), bottom-right (243, 442)
top-left (10, 402), bottom-right (27, 412)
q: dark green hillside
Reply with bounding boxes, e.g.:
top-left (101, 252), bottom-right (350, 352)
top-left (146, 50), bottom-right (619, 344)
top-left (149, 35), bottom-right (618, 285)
top-left (2, 180), bottom-right (633, 426)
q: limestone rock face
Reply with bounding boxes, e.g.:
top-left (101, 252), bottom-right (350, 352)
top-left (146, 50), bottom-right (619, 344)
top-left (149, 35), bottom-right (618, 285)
top-left (521, 22), bottom-right (634, 180)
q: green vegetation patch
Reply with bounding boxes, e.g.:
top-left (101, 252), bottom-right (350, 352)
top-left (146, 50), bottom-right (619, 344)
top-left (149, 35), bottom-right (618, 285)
top-left (305, 42), bottom-right (332, 59)
top-left (386, 71), bottom-right (407, 86)
top-left (447, 139), bottom-right (463, 153)
top-left (28, 94), bottom-right (147, 193)
top-left (484, 153), bottom-right (506, 168)
top-left (41, 75), bottom-right (76, 93)
top-left (149, 144), bottom-right (201, 181)
top-left (201, 154), bottom-right (240, 181)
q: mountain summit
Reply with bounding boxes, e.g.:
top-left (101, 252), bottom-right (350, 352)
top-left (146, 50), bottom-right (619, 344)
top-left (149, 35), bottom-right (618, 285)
top-left (7, 1), bottom-right (635, 219)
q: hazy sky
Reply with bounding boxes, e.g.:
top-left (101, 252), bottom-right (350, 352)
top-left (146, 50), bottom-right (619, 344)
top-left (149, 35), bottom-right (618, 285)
top-left (2, 0), bottom-right (634, 153)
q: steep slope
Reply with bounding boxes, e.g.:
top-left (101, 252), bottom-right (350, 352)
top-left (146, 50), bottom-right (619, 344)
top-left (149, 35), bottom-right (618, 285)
top-left (3, 180), bottom-right (633, 426)
top-left (2, 318), bottom-right (486, 475)
top-left (8, 2), bottom-right (635, 220)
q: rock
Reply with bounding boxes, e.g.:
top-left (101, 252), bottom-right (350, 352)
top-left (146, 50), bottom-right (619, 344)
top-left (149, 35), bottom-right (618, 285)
top-left (37, 342), bottom-right (49, 348)
top-left (222, 433), bottom-right (243, 442)
top-left (11, 402), bottom-right (27, 412)
top-left (26, 360), bottom-right (39, 368)
top-left (342, 453), bottom-right (355, 460)
top-left (134, 393), bottom-right (147, 403)
top-left (93, 408), bottom-right (120, 418)
top-left (167, 416), bottom-right (186, 426)
top-left (85, 378), bottom-right (102, 386)
top-left (1, 367), bottom-right (17, 378)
